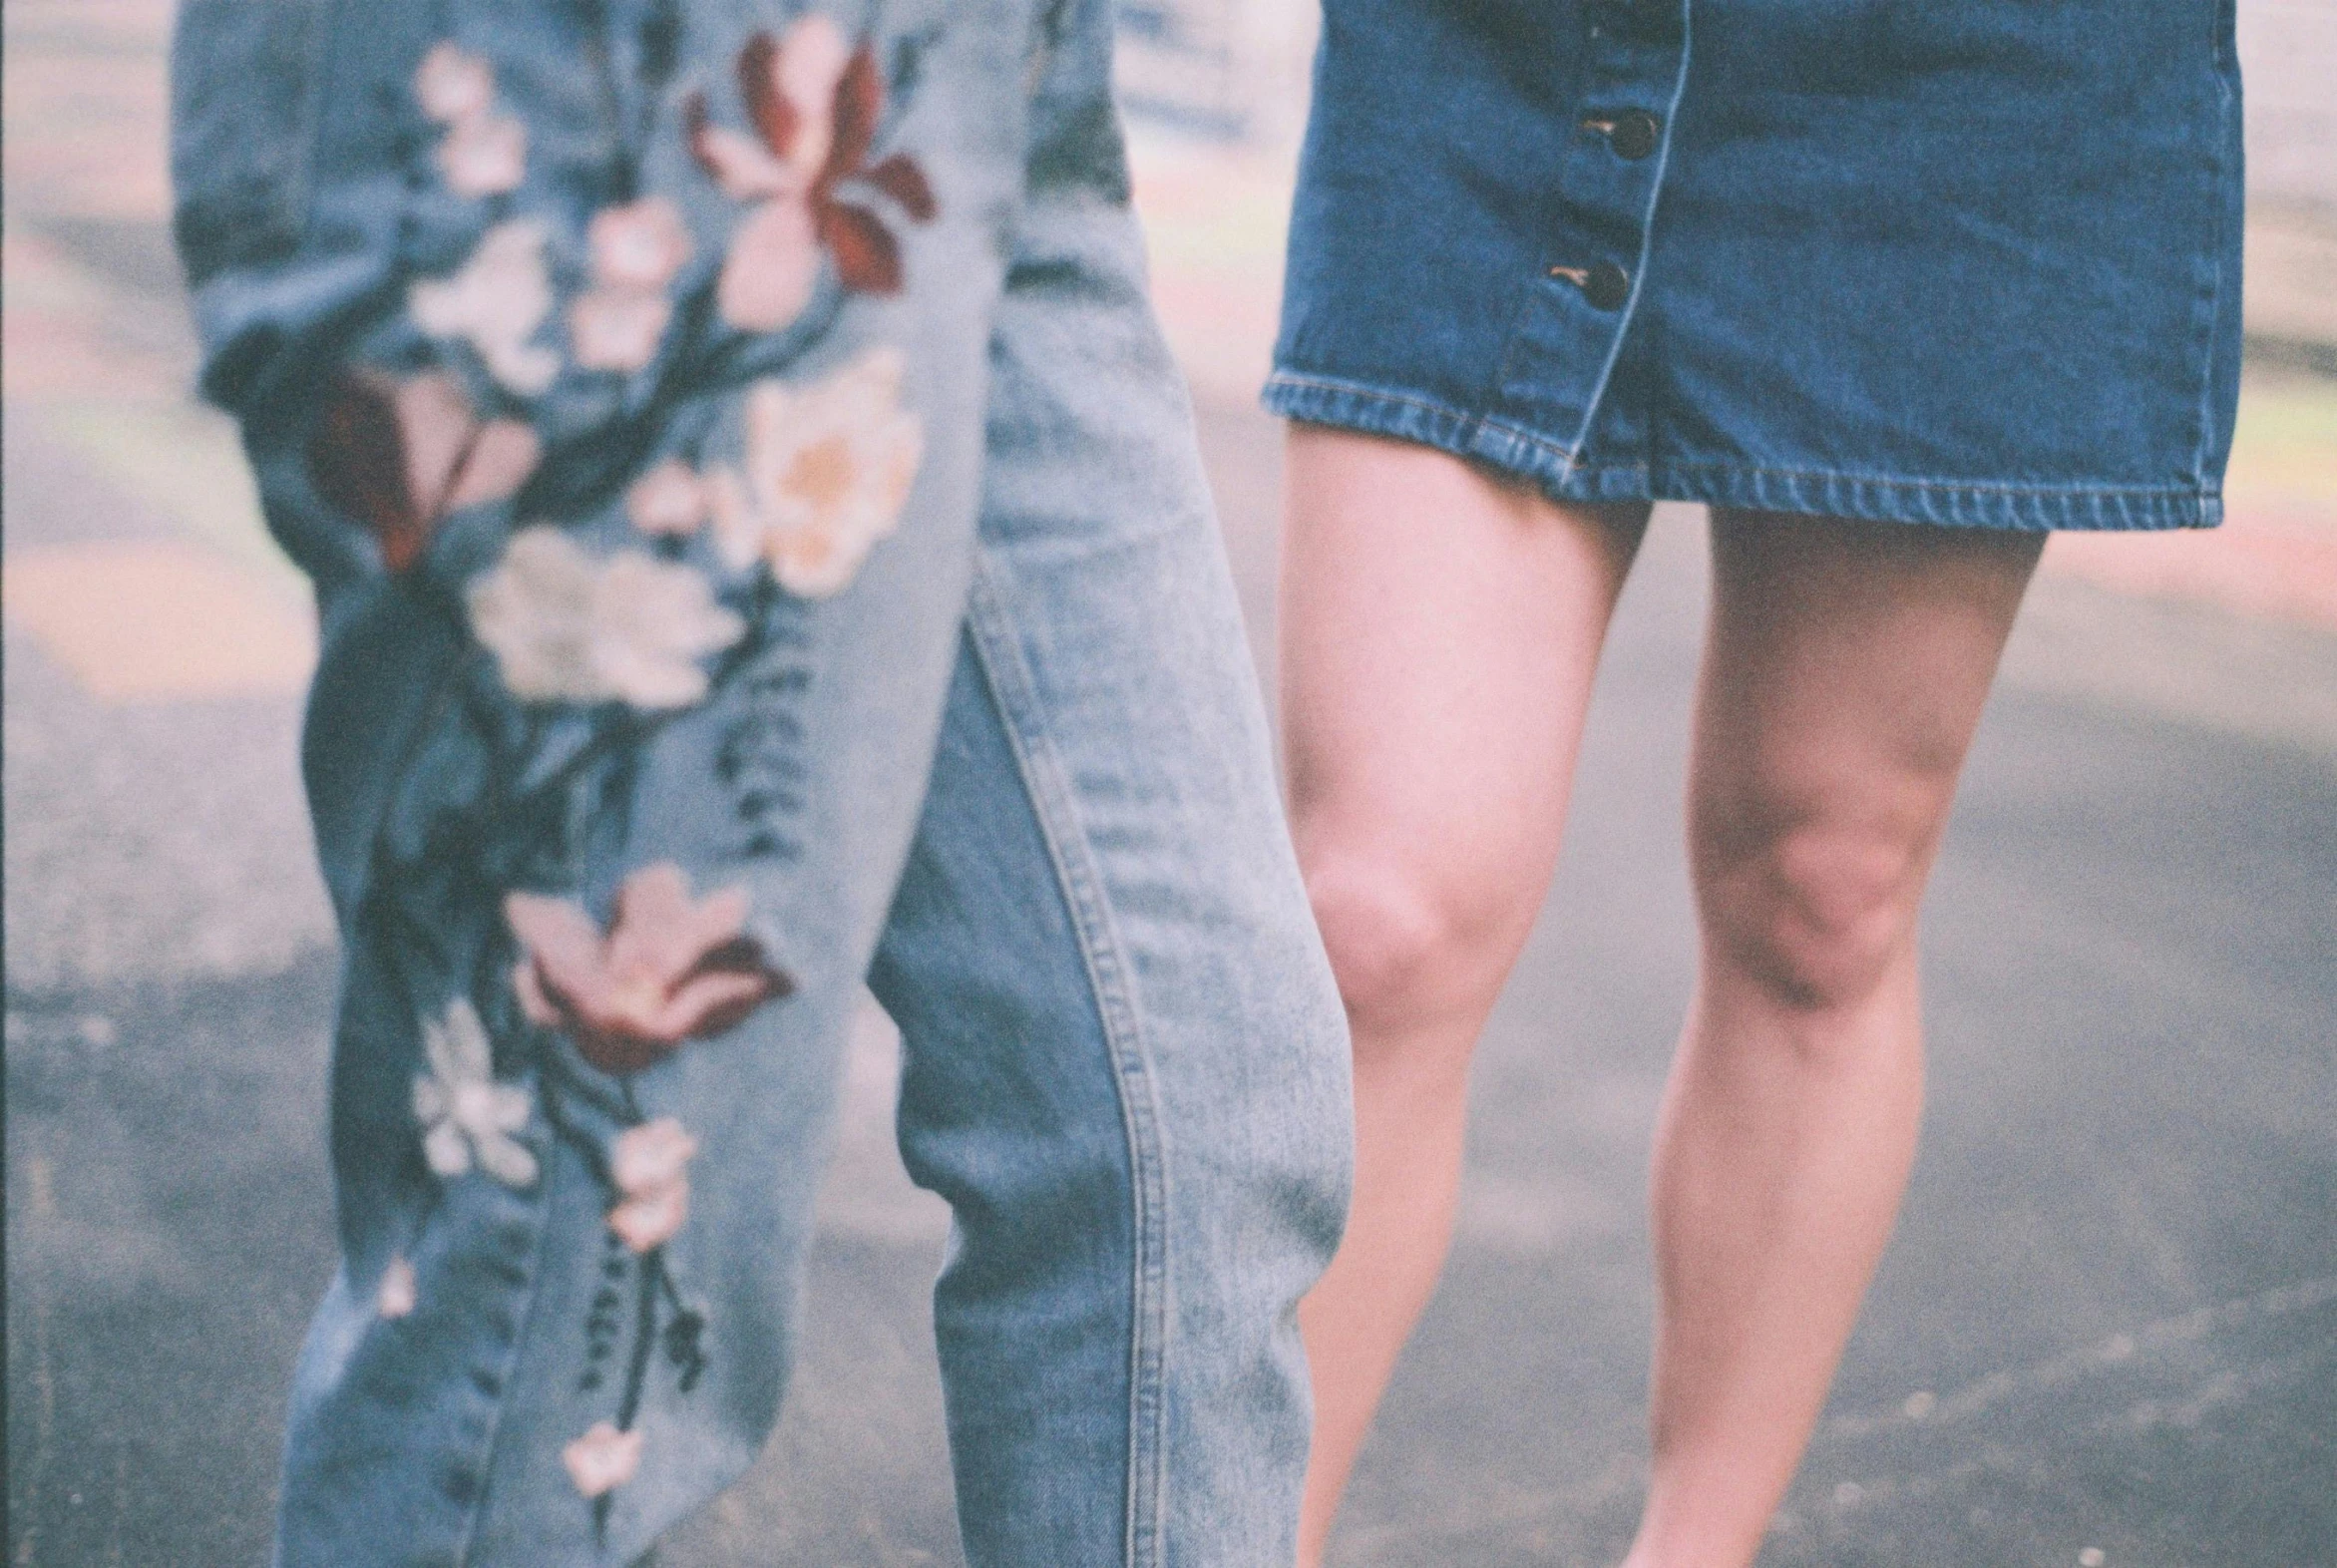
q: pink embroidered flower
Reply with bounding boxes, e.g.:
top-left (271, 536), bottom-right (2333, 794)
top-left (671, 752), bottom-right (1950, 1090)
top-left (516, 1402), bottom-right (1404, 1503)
top-left (413, 42), bottom-right (528, 196)
top-left (410, 218), bottom-right (561, 395)
top-left (606, 1117), bottom-right (698, 1252)
top-left (570, 286), bottom-right (673, 372)
top-left (570, 197), bottom-right (695, 371)
top-left (505, 863), bottom-right (791, 1074)
top-left (414, 42), bottom-right (495, 125)
top-left (438, 112), bottom-right (528, 197)
top-left (308, 369), bottom-right (541, 573)
top-left (562, 1421), bottom-right (643, 1498)
top-left (800, 46), bottom-right (938, 294)
top-left (686, 16), bottom-right (936, 327)
top-left (688, 121), bottom-right (795, 202)
top-left (452, 420), bottom-right (544, 510)
top-left (589, 196), bottom-right (694, 291)
top-left (627, 460), bottom-right (709, 537)
top-left (687, 16), bottom-right (844, 199)
top-left (749, 17), bottom-right (854, 182)
top-left (714, 198), bottom-right (820, 333)
top-left (377, 1254), bottom-right (419, 1319)
top-left (707, 347), bottom-right (922, 596)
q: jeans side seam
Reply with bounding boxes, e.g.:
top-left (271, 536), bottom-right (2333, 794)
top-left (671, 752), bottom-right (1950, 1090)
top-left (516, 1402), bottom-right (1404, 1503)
top-left (962, 558), bottom-right (1170, 1568)
top-left (448, 1170), bottom-right (556, 1568)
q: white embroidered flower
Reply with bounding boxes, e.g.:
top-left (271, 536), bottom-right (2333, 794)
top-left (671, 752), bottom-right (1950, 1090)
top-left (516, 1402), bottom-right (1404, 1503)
top-left (467, 527), bottom-right (745, 709)
top-left (410, 219), bottom-right (561, 396)
top-left (606, 1117), bottom-right (698, 1253)
top-left (412, 998), bottom-right (539, 1188)
top-left (562, 1421), bottom-right (644, 1498)
top-left (706, 347), bottom-right (922, 597)
top-left (439, 112), bottom-right (528, 197)
top-left (627, 460), bottom-right (708, 538)
top-left (414, 42), bottom-right (495, 124)
top-left (378, 1255), bottom-right (419, 1320)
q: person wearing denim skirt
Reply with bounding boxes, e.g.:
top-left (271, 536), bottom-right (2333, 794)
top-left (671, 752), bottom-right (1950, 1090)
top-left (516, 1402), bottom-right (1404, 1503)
top-left (1265, 1), bottom-right (2242, 1564)
top-left (170, 1), bottom-right (1352, 1563)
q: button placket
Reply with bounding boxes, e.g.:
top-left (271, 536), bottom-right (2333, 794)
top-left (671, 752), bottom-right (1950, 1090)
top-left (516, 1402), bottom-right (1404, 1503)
top-left (1582, 108), bottom-right (1663, 161)
top-left (1484, 0), bottom-right (1689, 466)
top-left (1547, 261), bottom-right (1633, 310)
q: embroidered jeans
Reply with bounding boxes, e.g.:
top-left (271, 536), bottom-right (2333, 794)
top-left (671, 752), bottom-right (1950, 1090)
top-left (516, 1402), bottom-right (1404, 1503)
top-left (170, 1), bottom-right (1353, 1563)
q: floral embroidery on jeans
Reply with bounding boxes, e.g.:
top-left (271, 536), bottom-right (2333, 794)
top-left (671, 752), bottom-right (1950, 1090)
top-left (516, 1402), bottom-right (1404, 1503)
top-left (307, 369), bottom-right (541, 572)
top-left (571, 197), bottom-right (695, 373)
top-left (415, 42), bottom-right (529, 197)
top-left (467, 528), bottom-right (747, 708)
top-left (688, 16), bottom-right (938, 326)
top-left (342, 8), bottom-right (940, 1533)
top-left (562, 1421), bottom-right (644, 1498)
top-left (376, 1254), bottom-right (420, 1320)
top-left (409, 218), bottom-right (563, 396)
top-left (413, 998), bottom-right (540, 1188)
top-left (707, 346), bottom-right (922, 596)
top-left (505, 863), bottom-right (792, 1075)
top-left (606, 1117), bottom-right (699, 1253)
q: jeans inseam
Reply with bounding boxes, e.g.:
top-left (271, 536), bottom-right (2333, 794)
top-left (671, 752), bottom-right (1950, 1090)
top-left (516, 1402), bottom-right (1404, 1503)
top-left (961, 558), bottom-right (1172, 1568)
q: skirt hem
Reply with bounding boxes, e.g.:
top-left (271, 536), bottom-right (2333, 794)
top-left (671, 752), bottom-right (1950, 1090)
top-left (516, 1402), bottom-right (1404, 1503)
top-left (1261, 370), bottom-right (2222, 533)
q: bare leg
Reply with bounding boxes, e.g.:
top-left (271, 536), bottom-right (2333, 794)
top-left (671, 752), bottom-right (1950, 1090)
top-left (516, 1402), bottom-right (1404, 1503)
top-left (1623, 511), bottom-right (2043, 1568)
top-left (1278, 425), bottom-right (1646, 1567)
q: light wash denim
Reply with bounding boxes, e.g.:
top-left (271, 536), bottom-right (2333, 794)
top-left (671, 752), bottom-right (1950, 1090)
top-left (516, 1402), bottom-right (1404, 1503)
top-left (171, 2), bottom-right (1353, 1563)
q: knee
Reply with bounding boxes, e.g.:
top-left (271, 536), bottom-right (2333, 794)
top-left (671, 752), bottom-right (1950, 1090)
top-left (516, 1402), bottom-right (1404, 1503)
top-left (1300, 847), bottom-right (1526, 1052)
top-left (1693, 802), bottom-right (1933, 1014)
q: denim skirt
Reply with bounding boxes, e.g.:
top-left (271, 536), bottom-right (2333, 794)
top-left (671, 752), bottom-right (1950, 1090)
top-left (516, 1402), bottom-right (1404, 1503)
top-left (1265, 0), bottom-right (2246, 531)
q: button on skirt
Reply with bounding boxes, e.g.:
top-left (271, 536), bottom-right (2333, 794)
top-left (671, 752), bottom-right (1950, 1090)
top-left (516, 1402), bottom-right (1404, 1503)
top-left (1265, 0), bottom-right (2245, 531)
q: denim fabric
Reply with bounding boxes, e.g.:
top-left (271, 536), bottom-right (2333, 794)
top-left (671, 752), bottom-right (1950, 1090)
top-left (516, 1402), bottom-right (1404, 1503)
top-left (171, 2), bottom-right (1352, 1563)
top-left (1266, 0), bottom-right (2246, 531)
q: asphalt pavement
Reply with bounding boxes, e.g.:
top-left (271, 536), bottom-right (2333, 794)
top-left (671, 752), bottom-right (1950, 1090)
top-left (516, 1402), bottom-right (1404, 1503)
top-left (7, 4), bottom-right (2337, 1565)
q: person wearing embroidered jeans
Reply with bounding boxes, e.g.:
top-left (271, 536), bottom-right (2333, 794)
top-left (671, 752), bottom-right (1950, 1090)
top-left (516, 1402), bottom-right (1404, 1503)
top-left (170, 1), bottom-right (1351, 1563)
top-left (1266, 1), bottom-right (2243, 1565)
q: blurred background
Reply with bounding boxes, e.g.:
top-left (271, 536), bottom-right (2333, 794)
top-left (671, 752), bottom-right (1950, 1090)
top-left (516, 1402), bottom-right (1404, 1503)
top-left (6, 2), bottom-right (2334, 1564)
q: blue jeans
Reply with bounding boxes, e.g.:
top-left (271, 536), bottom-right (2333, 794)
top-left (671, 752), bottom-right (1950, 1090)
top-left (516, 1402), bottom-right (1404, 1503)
top-left (170, 1), bottom-right (1352, 1562)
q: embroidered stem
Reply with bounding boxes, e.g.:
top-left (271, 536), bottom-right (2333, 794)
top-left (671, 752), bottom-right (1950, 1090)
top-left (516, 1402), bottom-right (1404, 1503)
top-left (616, 1250), bottom-right (662, 1431)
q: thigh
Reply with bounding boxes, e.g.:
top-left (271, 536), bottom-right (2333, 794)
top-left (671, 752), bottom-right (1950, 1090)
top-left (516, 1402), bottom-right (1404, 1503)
top-left (1690, 511), bottom-right (2044, 913)
top-left (1279, 425), bottom-right (1645, 956)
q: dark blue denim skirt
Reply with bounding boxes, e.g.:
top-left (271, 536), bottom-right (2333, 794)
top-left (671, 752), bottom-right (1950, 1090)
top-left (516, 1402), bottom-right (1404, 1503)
top-left (1265, 0), bottom-right (2245, 531)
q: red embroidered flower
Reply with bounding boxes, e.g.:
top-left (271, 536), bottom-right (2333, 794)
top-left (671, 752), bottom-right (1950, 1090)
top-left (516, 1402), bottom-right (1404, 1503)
top-left (685, 15), bottom-right (936, 322)
top-left (506, 863), bottom-right (791, 1074)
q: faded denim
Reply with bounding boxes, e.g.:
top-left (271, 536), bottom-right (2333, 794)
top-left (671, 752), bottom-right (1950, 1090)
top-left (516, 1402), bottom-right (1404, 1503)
top-left (172, 2), bottom-right (1352, 1563)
